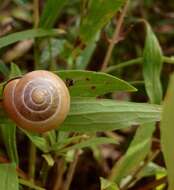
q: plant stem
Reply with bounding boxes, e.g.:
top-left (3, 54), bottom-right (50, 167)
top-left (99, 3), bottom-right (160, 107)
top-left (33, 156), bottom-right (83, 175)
top-left (129, 80), bottom-right (144, 85)
top-left (19, 178), bottom-right (45, 190)
top-left (52, 158), bottom-right (65, 190)
top-left (163, 55), bottom-right (174, 64)
top-left (106, 57), bottom-right (142, 73)
top-left (63, 150), bottom-right (80, 190)
top-left (29, 142), bottom-right (37, 182)
top-left (33, 0), bottom-right (40, 69)
top-left (101, 0), bottom-right (130, 71)
top-left (105, 55), bottom-right (174, 73)
top-left (33, 0), bottom-right (39, 28)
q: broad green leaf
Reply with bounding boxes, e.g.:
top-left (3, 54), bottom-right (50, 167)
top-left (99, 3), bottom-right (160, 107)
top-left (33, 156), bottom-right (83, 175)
top-left (79, 0), bottom-right (125, 43)
top-left (40, 0), bottom-right (68, 28)
top-left (9, 63), bottom-right (22, 79)
top-left (161, 74), bottom-right (174, 190)
top-left (0, 117), bottom-right (19, 164)
top-left (101, 177), bottom-right (119, 190)
top-left (0, 29), bottom-right (64, 49)
top-left (60, 98), bottom-right (161, 132)
top-left (0, 163), bottom-right (19, 190)
top-left (143, 23), bottom-right (163, 104)
top-left (110, 123), bottom-right (155, 184)
top-left (56, 70), bottom-right (136, 97)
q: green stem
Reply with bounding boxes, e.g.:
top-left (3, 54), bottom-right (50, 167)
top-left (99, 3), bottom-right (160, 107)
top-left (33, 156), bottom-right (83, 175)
top-left (29, 142), bottom-right (36, 182)
top-left (163, 56), bottom-right (174, 64)
top-left (106, 57), bottom-right (142, 73)
top-left (33, 0), bottom-right (40, 69)
top-left (129, 80), bottom-right (144, 85)
top-left (19, 178), bottom-right (45, 190)
top-left (105, 56), bottom-right (174, 73)
top-left (101, 0), bottom-right (130, 71)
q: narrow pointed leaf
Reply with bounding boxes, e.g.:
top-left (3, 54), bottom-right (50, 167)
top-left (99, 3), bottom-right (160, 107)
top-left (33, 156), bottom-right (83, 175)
top-left (143, 23), bottom-right (163, 104)
top-left (110, 123), bottom-right (155, 184)
top-left (0, 29), bottom-right (64, 49)
top-left (40, 0), bottom-right (68, 28)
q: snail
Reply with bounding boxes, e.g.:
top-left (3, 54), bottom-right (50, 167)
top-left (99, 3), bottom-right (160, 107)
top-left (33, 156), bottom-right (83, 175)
top-left (2, 70), bottom-right (70, 133)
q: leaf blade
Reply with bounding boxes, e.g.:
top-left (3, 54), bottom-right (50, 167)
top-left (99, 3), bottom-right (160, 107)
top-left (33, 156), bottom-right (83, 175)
top-left (40, 0), bottom-right (68, 28)
top-left (79, 0), bottom-right (125, 43)
top-left (56, 70), bottom-right (136, 97)
top-left (60, 98), bottom-right (161, 132)
top-left (110, 123), bottom-right (155, 184)
top-left (0, 163), bottom-right (19, 190)
top-left (0, 28), bottom-right (64, 49)
top-left (161, 74), bottom-right (174, 190)
top-left (143, 23), bottom-right (163, 104)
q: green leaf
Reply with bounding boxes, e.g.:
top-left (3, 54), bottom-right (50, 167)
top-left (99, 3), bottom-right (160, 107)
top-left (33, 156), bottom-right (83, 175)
top-left (100, 177), bottom-right (119, 190)
top-left (76, 33), bottom-right (100, 69)
top-left (0, 60), bottom-right (10, 78)
top-left (56, 70), bottom-right (136, 97)
top-left (13, 0), bottom-right (29, 7)
top-left (79, 0), bottom-right (125, 43)
top-left (19, 178), bottom-right (45, 190)
top-left (0, 163), bottom-right (19, 190)
top-left (138, 162), bottom-right (166, 179)
top-left (0, 118), bottom-right (19, 164)
top-left (0, 82), bottom-right (5, 98)
top-left (0, 29), bottom-right (64, 49)
top-left (24, 131), bottom-right (50, 153)
top-left (60, 98), bottom-right (161, 132)
top-left (161, 73), bottom-right (174, 190)
top-left (143, 23), bottom-right (163, 104)
top-left (110, 123), bottom-right (155, 184)
top-left (58, 137), bottom-right (117, 152)
top-left (40, 0), bottom-right (68, 28)
top-left (9, 63), bottom-right (22, 79)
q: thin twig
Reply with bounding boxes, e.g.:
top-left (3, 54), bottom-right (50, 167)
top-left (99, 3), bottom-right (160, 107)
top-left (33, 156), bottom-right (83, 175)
top-left (0, 155), bottom-right (28, 179)
top-left (63, 150), bottom-right (80, 190)
top-left (106, 57), bottom-right (142, 73)
top-left (28, 142), bottom-right (37, 182)
top-left (33, 0), bottom-right (40, 28)
top-left (137, 176), bottom-right (167, 190)
top-left (101, 0), bottom-right (130, 71)
top-left (52, 158), bottom-right (65, 190)
top-left (33, 0), bottom-right (40, 69)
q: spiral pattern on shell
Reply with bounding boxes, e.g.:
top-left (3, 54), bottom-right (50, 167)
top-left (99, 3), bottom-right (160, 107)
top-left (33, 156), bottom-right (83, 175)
top-left (3, 70), bottom-right (70, 133)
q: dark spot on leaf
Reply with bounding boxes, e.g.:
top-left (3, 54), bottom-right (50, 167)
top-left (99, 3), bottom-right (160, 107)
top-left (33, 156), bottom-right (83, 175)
top-left (86, 77), bottom-right (90, 81)
top-left (91, 86), bottom-right (96, 90)
top-left (65, 78), bottom-right (74, 87)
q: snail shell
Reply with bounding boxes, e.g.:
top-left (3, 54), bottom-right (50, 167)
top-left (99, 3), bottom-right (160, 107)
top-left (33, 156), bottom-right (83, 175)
top-left (3, 70), bottom-right (70, 133)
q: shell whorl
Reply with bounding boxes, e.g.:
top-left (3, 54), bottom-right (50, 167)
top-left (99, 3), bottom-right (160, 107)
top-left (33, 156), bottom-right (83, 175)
top-left (3, 70), bottom-right (70, 133)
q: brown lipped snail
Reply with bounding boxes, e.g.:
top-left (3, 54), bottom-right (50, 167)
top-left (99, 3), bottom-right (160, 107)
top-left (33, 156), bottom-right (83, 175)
top-left (2, 70), bottom-right (70, 133)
